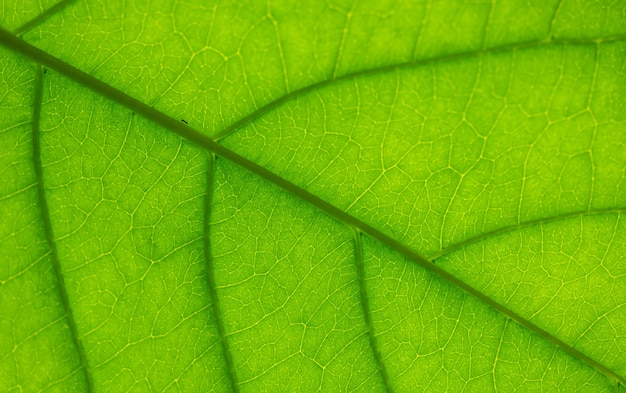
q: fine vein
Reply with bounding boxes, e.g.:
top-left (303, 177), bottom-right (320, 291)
top-left (353, 230), bottom-right (394, 393)
top-left (32, 65), bottom-right (94, 392)
top-left (13, 0), bottom-right (78, 36)
top-left (428, 207), bottom-right (626, 261)
top-left (203, 154), bottom-right (240, 393)
top-left (3, 29), bottom-right (625, 385)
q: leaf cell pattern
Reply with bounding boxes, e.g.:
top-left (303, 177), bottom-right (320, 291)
top-left (1, 0), bottom-right (626, 392)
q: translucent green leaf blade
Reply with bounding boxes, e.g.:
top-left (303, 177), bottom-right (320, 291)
top-left (0, 1), bottom-right (625, 392)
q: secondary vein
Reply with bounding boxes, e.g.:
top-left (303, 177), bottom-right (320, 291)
top-left (353, 229), bottom-right (394, 393)
top-left (32, 65), bottom-right (94, 392)
top-left (3, 29), bottom-right (625, 386)
top-left (203, 154), bottom-right (240, 393)
top-left (428, 207), bottom-right (626, 261)
top-left (13, 0), bottom-right (78, 36)
top-left (212, 33), bottom-right (626, 141)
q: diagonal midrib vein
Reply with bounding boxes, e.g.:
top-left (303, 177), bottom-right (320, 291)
top-left (2, 28), bottom-right (625, 385)
top-left (32, 65), bottom-right (94, 392)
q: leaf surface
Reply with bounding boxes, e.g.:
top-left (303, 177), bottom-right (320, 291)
top-left (1, 0), bottom-right (625, 392)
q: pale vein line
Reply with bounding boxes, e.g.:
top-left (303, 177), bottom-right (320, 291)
top-left (13, 0), bottom-right (78, 36)
top-left (353, 229), bottom-right (394, 393)
top-left (267, 1), bottom-right (290, 93)
top-left (3, 29), bottom-right (626, 386)
top-left (492, 319), bottom-right (508, 393)
top-left (203, 154), bottom-right (239, 393)
top-left (586, 43), bottom-right (601, 210)
top-left (0, 182), bottom-right (37, 201)
top-left (427, 207), bottom-right (626, 261)
top-left (331, 0), bottom-right (356, 79)
top-left (32, 65), bottom-right (93, 392)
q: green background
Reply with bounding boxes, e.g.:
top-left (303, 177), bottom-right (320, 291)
top-left (1, 0), bottom-right (625, 391)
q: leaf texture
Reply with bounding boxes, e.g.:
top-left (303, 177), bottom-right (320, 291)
top-left (1, 0), bottom-right (625, 392)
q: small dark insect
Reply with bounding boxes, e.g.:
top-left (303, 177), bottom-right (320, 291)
top-left (181, 119), bottom-right (188, 124)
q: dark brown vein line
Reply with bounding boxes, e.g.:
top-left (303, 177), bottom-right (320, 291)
top-left (212, 33), bottom-right (626, 141)
top-left (32, 65), bottom-right (93, 392)
top-left (353, 230), bottom-right (394, 393)
top-left (428, 208), bottom-right (626, 261)
top-left (203, 154), bottom-right (239, 393)
top-left (13, 0), bottom-right (78, 36)
top-left (2, 29), bottom-right (624, 386)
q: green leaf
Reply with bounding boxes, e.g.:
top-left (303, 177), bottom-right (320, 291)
top-left (1, 0), bottom-right (625, 392)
